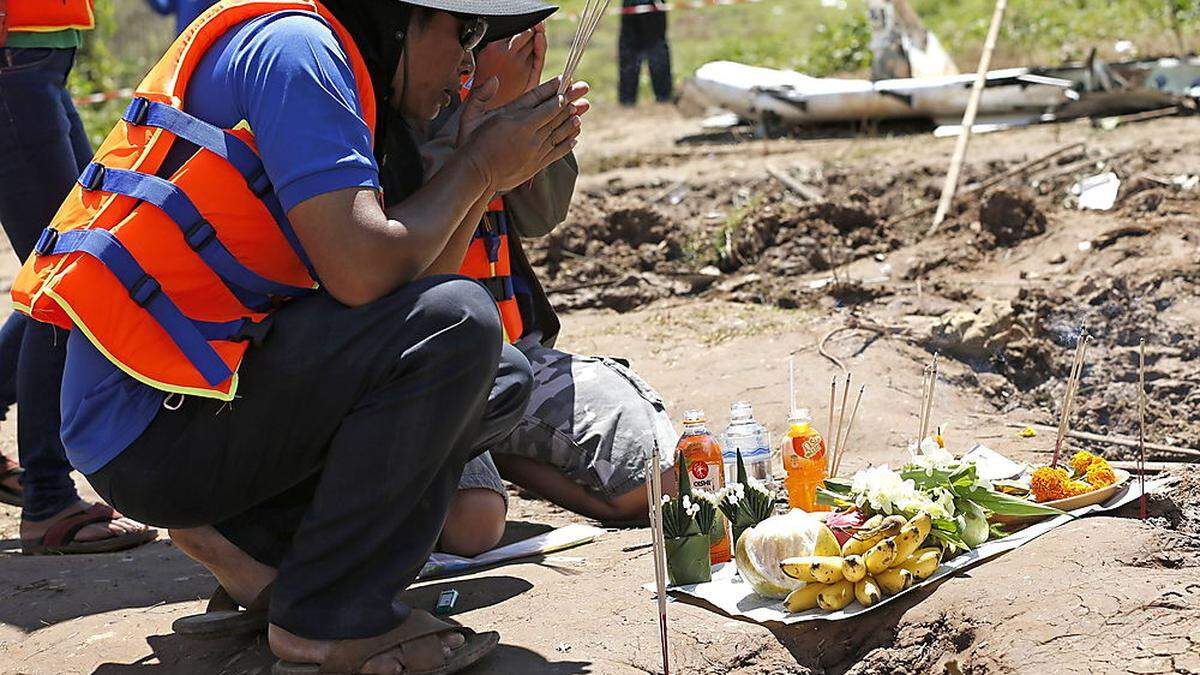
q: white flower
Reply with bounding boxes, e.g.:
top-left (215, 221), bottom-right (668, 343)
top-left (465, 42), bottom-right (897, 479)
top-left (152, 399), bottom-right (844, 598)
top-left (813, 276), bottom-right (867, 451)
top-left (907, 437), bottom-right (958, 476)
top-left (849, 464), bottom-right (954, 519)
top-left (661, 495), bottom-right (670, 504)
top-left (682, 495), bottom-right (693, 510)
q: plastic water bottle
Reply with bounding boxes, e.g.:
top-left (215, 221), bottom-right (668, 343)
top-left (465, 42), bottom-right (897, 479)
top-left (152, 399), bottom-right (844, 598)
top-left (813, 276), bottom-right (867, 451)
top-left (721, 401), bottom-right (772, 487)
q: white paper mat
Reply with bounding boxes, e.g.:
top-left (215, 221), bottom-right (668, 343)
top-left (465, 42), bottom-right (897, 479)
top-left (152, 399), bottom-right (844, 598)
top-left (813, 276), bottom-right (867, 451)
top-left (647, 476), bottom-right (1174, 625)
top-left (419, 523), bottom-right (605, 579)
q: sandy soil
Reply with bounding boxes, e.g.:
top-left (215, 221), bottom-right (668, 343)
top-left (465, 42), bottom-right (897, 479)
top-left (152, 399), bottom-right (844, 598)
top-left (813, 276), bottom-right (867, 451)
top-left (1, 107), bottom-right (1198, 674)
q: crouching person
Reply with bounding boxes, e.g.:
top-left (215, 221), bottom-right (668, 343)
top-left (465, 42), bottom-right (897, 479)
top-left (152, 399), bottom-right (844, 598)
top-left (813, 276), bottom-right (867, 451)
top-left (421, 29), bottom-right (675, 558)
top-left (12, 0), bottom-right (588, 671)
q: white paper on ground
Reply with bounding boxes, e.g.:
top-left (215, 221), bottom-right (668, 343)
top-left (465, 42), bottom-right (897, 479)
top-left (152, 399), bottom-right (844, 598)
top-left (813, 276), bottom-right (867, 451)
top-left (646, 476), bottom-right (1173, 625)
top-left (419, 523), bottom-right (605, 579)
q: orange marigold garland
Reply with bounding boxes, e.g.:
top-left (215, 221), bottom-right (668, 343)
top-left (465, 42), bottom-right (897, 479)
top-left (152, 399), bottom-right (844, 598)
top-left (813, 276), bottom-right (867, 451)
top-left (1030, 467), bottom-right (1073, 502)
top-left (1070, 450), bottom-right (1105, 475)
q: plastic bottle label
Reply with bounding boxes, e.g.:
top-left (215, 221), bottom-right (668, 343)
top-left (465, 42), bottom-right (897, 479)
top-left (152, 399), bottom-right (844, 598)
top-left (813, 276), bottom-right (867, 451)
top-left (689, 460), bottom-right (722, 493)
top-left (801, 435), bottom-right (823, 459)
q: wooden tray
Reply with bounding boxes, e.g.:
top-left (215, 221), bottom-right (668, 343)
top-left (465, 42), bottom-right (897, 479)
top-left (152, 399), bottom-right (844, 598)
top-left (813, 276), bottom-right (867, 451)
top-left (991, 468), bottom-right (1131, 528)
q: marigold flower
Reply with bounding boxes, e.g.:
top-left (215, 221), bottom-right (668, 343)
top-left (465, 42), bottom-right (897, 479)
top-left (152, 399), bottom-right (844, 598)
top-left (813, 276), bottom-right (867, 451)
top-left (1030, 467), bottom-right (1072, 502)
top-left (1070, 451), bottom-right (1104, 475)
top-left (1085, 464), bottom-right (1117, 488)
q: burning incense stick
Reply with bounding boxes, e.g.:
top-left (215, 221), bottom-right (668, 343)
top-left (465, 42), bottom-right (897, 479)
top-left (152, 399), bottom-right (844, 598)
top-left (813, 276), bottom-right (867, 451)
top-left (647, 443), bottom-right (670, 675)
top-left (832, 385), bottom-right (865, 478)
top-left (1138, 338), bottom-right (1148, 520)
top-left (921, 354), bottom-right (939, 441)
top-left (789, 356), bottom-right (797, 416)
top-left (559, 0), bottom-right (612, 95)
top-left (1051, 334), bottom-right (1091, 468)
top-left (831, 372), bottom-right (851, 470)
top-left (826, 377), bottom-right (837, 472)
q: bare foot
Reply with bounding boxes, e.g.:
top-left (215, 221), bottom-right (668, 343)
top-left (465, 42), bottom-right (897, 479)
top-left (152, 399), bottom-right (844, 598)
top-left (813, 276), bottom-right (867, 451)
top-left (21, 500), bottom-right (151, 543)
top-left (169, 526), bottom-right (277, 607)
top-left (269, 623), bottom-right (466, 674)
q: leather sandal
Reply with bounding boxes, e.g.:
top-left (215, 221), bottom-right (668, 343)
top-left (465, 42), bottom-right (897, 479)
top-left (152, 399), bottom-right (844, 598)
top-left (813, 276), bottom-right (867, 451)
top-left (20, 503), bottom-right (157, 555)
top-left (272, 609), bottom-right (499, 675)
top-left (173, 582), bottom-right (273, 639)
top-left (0, 455), bottom-right (21, 507)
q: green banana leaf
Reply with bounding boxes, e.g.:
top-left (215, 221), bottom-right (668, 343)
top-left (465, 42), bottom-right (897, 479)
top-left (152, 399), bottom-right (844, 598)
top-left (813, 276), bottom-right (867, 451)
top-left (962, 487), bottom-right (1064, 517)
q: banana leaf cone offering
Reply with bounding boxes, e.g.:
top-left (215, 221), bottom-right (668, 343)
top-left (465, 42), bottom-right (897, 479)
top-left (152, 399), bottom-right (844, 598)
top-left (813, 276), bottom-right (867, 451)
top-left (719, 450), bottom-right (777, 548)
top-left (663, 453), bottom-right (713, 585)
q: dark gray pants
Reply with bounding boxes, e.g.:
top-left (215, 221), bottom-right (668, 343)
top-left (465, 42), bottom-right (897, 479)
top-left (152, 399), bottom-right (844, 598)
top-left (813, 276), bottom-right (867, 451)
top-left (88, 276), bottom-right (532, 640)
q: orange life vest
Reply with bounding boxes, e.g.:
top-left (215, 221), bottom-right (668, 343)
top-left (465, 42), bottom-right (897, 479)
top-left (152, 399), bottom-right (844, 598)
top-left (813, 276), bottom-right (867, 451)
top-left (453, 78), bottom-right (525, 343)
top-left (0, 0), bottom-right (95, 35)
top-left (459, 197), bottom-right (524, 342)
top-left (11, 0), bottom-right (376, 401)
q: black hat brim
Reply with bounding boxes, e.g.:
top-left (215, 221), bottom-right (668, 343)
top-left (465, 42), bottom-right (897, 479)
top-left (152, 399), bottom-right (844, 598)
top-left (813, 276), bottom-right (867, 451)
top-left (406, 0), bottom-right (558, 44)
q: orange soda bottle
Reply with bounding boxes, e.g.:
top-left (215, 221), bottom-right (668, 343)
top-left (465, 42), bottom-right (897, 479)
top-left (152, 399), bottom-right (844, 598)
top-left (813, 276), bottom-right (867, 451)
top-left (781, 409), bottom-right (831, 512)
top-left (675, 409), bottom-right (731, 564)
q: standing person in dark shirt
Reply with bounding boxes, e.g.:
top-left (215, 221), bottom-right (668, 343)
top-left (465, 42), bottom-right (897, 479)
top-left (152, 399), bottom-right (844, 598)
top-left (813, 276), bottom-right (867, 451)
top-left (617, 0), bottom-right (672, 106)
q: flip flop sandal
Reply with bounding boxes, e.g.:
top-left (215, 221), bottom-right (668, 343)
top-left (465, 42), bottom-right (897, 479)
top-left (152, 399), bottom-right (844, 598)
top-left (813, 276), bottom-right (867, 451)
top-left (20, 503), bottom-right (158, 555)
top-left (0, 457), bottom-right (22, 507)
top-left (173, 582), bottom-right (273, 639)
top-left (272, 609), bottom-right (500, 675)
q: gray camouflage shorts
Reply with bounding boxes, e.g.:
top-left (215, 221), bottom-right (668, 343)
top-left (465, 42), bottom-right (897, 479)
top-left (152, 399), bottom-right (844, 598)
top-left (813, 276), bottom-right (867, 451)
top-left (458, 340), bottom-right (677, 501)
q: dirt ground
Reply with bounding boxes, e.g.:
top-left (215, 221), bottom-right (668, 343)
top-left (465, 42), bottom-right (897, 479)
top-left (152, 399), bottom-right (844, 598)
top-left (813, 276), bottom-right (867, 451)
top-left (1, 106), bottom-right (1199, 674)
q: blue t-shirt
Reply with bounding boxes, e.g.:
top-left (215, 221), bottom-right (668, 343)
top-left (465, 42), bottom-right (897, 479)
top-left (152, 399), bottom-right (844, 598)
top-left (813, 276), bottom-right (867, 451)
top-left (61, 11), bottom-right (379, 474)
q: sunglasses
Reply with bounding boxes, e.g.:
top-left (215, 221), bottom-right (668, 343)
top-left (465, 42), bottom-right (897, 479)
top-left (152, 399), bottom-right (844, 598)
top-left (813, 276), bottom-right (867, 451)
top-left (458, 16), bottom-right (488, 51)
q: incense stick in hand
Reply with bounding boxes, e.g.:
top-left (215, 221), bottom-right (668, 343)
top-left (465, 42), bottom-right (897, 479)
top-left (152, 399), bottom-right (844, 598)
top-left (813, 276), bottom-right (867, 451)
top-left (559, 0), bottom-right (611, 94)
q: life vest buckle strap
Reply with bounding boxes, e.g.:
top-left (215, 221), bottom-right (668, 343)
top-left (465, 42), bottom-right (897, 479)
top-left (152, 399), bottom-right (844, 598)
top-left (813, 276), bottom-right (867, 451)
top-left (34, 228), bottom-right (59, 256)
top-left (122, 97), bottom-right (152, 126)
top-left (78, 162), bottom-right (106, 191)
top-left (232, 315), bottom-right (273, 347)
top-left (129, 274), bottom-right (163, 308)
top-left (183, 218), bottom-right (217, 251)
top-left (246, 166), bottom-right (272, 198)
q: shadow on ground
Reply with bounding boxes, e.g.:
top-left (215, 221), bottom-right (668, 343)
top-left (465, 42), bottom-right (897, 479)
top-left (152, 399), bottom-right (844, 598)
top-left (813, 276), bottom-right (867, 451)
top-left (0, 539), bottom-right (214, 631)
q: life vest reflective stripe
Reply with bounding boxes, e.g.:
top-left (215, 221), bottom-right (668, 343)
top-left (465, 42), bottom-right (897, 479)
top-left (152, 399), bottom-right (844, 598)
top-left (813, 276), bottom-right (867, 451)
top-left (11, 0), bottom-right (375, 400)
top-left (459, 197), bottom-right (524, 343)
top-left (0, 0), bottom-right (96, 34)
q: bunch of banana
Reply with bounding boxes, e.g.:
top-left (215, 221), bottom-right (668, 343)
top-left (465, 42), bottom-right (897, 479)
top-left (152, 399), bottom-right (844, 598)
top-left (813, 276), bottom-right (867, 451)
top-left (780, 512), bottom-right (943, 612)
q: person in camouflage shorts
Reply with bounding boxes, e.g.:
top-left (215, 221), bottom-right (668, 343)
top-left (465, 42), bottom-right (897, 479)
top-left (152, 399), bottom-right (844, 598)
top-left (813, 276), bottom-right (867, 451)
top-left (423, 34), bottom-right (676, 557)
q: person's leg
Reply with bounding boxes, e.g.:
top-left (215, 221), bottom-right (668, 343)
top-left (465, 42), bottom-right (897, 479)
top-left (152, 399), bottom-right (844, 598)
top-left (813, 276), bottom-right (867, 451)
top-left (439, 453), bottom-right (508, 557)
top-left (0, 314), bottom-right (25, 418)
top-left (88, 277), bottom-right (531, 651)
top-left (0, 47), bottom-right (89, 525)
top-left (646, 15), bottom-right (674, 103)
top-left (617, 22), bottom-right (641, 106)
top-left (490, 344), bottom-right (676, 522)
top-left (0, 314), bottom-right (25, 500)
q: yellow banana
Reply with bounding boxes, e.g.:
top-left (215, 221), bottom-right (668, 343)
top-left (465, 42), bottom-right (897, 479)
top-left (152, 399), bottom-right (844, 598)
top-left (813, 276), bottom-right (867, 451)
top-left (813, 525), bottom-right (842, 557)
top-left (914, 546), bottom-right (942, 561)
top-left (817, 580), bottom-right (855, 611)
top-left (780, 556), bottom-right (845, 584)
top-left (785, 583), bottom-right (826, 613)
top-left (862, 514), bottom-right (883, 530)
top-left (841, 515), bottom-right (905, 556)
top-left (907, 511), bottom-right (932, 541)
top-left (892, 524), bottom-right (922, 564)
top-left (875, 568), bottom-right (913, 595)
top-left (841, 555), bottom-right (867, 583)
top-left (854, 577), bottom-right (882, 607)
top-left (896, 550), bottom-right (941, 580)
top-left (864, 537), bottom-right (897, 575)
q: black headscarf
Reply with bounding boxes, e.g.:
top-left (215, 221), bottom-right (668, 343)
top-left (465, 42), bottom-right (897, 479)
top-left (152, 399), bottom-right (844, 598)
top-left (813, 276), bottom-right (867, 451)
top-left (322, 0), bottom-right (425, 204)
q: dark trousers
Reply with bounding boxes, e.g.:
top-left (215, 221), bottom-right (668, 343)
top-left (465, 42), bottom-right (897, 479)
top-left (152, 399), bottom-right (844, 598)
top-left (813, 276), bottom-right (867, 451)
top-left (617, 13), bottom-right (673, 105)
top-left (0, 47), bottom-right (92, 520)
top-left (88, 276), bottom-right (533, 639)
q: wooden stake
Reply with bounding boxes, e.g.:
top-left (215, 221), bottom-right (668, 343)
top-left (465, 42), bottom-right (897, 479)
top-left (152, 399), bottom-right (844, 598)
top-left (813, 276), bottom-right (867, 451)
top-left (1138, 338), bottom-right (1147, 520)
top-left (1007, 423), bottom-right (1200, 459)
top-left (928, 0), bottom-right (1009, 235)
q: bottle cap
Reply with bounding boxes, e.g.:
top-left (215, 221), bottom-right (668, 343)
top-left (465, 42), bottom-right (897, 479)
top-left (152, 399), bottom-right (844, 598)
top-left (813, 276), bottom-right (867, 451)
top-left (788, 407), bottom-right (812, 424)
top-left (728, 400), bottom-right (753, 423)
top-left (682, 408), bottom-right (706, 425)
